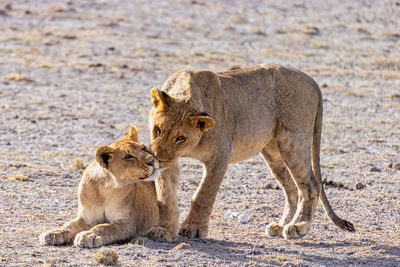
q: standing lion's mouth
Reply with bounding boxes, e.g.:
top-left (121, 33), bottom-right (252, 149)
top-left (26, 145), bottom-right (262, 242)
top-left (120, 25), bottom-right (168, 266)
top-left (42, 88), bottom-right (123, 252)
top-left (159, 160), bottom-right (174, 168)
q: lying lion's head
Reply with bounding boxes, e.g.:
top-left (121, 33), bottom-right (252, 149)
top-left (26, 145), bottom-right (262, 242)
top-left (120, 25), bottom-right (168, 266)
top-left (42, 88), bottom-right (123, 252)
top-left (95, 126), bottom-right (160, 183)
top-left (149, 84), bottom-right (215, 168)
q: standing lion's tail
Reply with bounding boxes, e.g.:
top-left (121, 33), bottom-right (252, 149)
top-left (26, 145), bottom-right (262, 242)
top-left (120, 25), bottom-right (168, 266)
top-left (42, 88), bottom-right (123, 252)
top-left (312, 86), bottom-right (355, 232)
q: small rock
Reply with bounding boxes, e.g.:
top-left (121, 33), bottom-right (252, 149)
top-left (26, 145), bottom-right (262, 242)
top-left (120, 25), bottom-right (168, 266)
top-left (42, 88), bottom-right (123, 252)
top-left (392, 162), bottom-right (400, 170)
top-left (226, 210), bottom-right (249, 223)
top-left (354, 181), bottom-right (366, 190)
top-left (226, 210), bottom-right (240, 219)
top-left (369, 167), bottom-right (381, 172)
top-left (4, 3), bottom-right (12, 11)
top-left (238, 214), bottom-right (249, 224)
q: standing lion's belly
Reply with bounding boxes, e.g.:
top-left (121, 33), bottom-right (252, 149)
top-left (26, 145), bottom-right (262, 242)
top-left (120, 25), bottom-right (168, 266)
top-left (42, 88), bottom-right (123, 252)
top-left (229, 114), bottom-right (276, 163)
top-left (229, 138), bottom-right (268, 163)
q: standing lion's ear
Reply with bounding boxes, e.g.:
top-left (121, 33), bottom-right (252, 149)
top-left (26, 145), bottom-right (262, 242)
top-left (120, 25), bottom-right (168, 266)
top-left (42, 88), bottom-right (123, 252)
top-left (190, 114), bottom-right (215, 132)
top-left (95, 145), bottom-right (115, 169)
top-left (125, 126), bottom-right (139, 141)
top-left (150, 88), bottom-right (170, 110)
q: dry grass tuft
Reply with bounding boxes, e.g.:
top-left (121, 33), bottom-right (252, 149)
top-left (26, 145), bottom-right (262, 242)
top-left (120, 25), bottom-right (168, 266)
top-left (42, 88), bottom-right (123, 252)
top-left (73, 158), bottom-right (86, 170)
top-left (262, 48), bottom-right (305, 58)
top-left (276, 27), bottom-right (296, 34)
top-left (389, 93), bottom-right (400, 100)
top-left (2, 73), bottom-right (33, 82)
top-left (230, 16), bottom-right (247, 24)
top-left (170, 242), bottom-right (190, 252)
top-left (311, 41), bottom-right (329, 49)
top-left (94, 247), bottom-right (119, 266)
top-left (261, 253), bottom-right (290, 265)
top-left (302, 25), bottom-right (320, 35)
top-left (9, 173), bottom-right (34, 182)
top-left (383, 71), bottom-right (400, 80)
top-left (365, 57), bottom-right (400, 71)
top-left (249, 27), bottom-right (266, 36)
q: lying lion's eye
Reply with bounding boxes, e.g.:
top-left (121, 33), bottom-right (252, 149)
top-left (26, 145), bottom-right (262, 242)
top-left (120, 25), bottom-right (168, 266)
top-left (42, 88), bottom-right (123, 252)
top-left (153, 126), bottom-right (161, 137)
top-left (123, 154), bottom-right (135, 160)
top-left (175, 136), bottom-right (186, 143)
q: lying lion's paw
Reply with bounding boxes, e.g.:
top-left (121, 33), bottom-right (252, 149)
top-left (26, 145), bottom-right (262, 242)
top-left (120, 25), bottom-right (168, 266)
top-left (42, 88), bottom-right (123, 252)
top-left (74, 231), bottom-right (104, 248)
top-left (39, 229), bottom-right (72, 246)
top-left (146, 227), bottom-right (177, 242)
top-left (265, 222), bottom-right (284, 238)
top-left (179, 221), bottom-right (208, 239)
top-left (282, 222), bottom-right (310, 240)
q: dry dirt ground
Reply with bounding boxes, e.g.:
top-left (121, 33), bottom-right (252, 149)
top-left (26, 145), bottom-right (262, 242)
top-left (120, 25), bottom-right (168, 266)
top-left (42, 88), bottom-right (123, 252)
top-left (1, 0), bottom-right (399, 266)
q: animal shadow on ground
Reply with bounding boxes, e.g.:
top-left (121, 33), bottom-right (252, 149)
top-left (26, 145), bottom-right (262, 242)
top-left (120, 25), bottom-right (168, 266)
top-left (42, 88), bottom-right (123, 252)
top-left (144, 237), bottom-right (261, 263)
top-left (296, 239), bottom-right (400, 265)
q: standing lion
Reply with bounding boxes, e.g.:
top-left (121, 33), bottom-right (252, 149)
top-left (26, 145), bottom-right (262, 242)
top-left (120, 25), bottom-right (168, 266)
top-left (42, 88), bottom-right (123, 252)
top-left (148, 64), bottom-right (354, 240)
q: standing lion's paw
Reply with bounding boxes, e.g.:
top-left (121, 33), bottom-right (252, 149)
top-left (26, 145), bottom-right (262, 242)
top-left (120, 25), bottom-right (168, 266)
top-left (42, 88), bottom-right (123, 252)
top-left (282, 222), bottom-right (311, 240)
top-left (39, 229), bottom-right (72, 246)
top-left (179, 220), bottom-right (208, 239)
top-left (265, 222), bottom-right (284, 237)
top-left (146, 227), bottom-right (177, 242)
top-left (73, 231), bottom-right (104, 248)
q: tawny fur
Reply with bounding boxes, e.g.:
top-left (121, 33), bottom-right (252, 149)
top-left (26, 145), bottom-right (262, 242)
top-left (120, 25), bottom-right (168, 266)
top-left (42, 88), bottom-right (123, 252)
top-left (39, 126), bottom-right (178, 248)
top-left (149, 64), bottom-right (354, 240)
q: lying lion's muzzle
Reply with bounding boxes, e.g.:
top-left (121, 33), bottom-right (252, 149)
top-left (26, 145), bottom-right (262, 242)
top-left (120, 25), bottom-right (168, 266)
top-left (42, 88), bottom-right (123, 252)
top-left (140, 159), bottom-right (161, 182)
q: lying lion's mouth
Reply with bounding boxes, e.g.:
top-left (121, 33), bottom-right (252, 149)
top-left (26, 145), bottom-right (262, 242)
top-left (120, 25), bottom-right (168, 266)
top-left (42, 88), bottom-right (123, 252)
top-left (140, 160), bottom-right (161, 182)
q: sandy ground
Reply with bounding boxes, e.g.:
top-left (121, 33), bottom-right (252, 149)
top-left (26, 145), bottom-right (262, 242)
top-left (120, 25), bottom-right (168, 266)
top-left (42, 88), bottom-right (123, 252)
top-left (0, 0), bottom-right (399, 266)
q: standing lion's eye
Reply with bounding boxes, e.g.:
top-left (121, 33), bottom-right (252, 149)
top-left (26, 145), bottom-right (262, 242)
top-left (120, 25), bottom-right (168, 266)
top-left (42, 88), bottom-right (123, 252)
top-left (153, 126), bottom-right (161, 137)
top-left (175, 136), bottom-right (186, 143)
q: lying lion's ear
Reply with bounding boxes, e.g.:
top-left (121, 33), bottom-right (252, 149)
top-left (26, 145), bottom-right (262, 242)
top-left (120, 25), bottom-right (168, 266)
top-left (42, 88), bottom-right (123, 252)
top-left (95, 145), bottom-right (115, 169)
top-left (191, 114), bottom-right (215, 132)
top-left (125, 126), bottom-right (139, 141)
top-left (150, 88), bottom-right (170, 110)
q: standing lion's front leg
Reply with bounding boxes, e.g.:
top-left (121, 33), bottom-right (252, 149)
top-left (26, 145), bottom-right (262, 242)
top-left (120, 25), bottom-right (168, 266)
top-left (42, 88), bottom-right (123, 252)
top-left (147, 162), bottom-right (180, 242)
top-left (179, 150), bottom-right (231, 238)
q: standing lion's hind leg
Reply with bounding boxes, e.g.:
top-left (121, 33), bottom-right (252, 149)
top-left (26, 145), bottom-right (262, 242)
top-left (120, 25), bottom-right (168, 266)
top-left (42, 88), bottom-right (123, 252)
top-left (260, 143), bottom-right (298, 238)
top-left (277, 133), bottom-right (321, 240)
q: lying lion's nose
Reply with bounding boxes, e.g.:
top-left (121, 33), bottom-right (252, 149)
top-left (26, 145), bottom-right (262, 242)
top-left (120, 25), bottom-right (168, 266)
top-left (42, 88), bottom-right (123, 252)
top-left (147, 158), bottom-right (155, 167)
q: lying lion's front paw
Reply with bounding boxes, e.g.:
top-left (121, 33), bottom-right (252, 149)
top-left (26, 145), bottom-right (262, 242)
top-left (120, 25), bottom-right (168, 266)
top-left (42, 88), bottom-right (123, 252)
top-left (282, 222), bottom-right (311, 240)
top-left (179, 220), bottom-right (208, 239)
top-left (73, 231), bottom-right (104, 248)
top-left (39, 229), bottom-right (72, 246)
top-left (265, 222), bottom-right (284, 238)
top-left (146, 227), bottom-right (177, 242)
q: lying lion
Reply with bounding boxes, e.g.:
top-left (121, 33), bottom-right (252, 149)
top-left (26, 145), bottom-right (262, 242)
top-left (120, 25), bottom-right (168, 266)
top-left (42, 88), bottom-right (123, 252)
top-left (40, 126), bottom-right (176, 248)
top-left (149, 64), bottom-right (354, 240)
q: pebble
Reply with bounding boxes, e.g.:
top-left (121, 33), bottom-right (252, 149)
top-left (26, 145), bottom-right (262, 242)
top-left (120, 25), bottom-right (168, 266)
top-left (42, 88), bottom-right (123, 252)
top-left (226, 210), bottom-right (249, 223)
top-left (238, 214), bottom-right (249, 223)
top-left (393, 162), bottom-right (400, 170)
top-left (370, 167), bottom-right (381, 172)
top-left (354, 181), bottom-right (366, 190)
